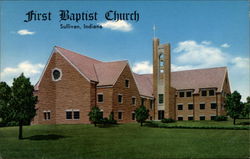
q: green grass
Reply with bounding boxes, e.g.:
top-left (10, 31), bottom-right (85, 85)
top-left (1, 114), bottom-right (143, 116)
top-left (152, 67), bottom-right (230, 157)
top-left (150, 118), bottom-right (250, 129)
top-left (0, 122), bottom-right (249, 159)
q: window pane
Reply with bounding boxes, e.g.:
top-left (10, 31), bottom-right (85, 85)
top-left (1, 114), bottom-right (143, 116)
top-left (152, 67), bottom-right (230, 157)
top-left (66, 112), bottom-right (72, 119)
top-left (201, 90), bottom-right (207, 96)
top-left (158, 110), bottom-right (164, 120)
top-left (186, 92), bottom-right (192, 97)
top-left (125, 80), bottom-right (129, 88)
top-left (98, 94), bottom-right (103, 102)
top-left (178, 105), bottom-right (183, 110)
top-left (141, 98), bottom-right (145, 106)
top-left (132, 113), bottom-right (135, 120)
top-left (118, 95), bottom-right (123, 103)
top-left (118, 112), bottom-right (123, 120)
top-left (211, 103), bottom-right (217, 109)
top-left (179, 92), bottom-right (185, 97)
top-left (200, 104), bottom-right (205, 109)
top-left (200, 116), bottom-right (205, 120)
top-left (188, 104), bottom-right (193, 110)
top-left (132, 97), bottom-right (136, 105)
top-left (209, 90), bottom-right (215, 96)
top-left (44, 112), bottom-right (47, 120)
top-left (188, 116), bottom-right (193, 121)
top-left (47, 112), bottom-right (50, 120)
top-left (74, 111), bottom-right (80, 119)
top-left (211, 116), bottom-right (216, 120)
top-left (159, 94), bottom-right (164, 104)
top-left (178, 117), bottom-right (183, 121)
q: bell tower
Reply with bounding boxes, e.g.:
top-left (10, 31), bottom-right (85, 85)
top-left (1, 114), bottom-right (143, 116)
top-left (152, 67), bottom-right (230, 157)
top-left (153, 38), bottom-right (175, 120)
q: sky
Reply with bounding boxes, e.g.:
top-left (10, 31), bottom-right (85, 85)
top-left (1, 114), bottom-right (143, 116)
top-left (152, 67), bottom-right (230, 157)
top-left (0, 1), bottom-right (249, 101)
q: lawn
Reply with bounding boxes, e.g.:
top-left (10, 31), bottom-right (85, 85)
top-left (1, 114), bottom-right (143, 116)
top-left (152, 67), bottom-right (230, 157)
top-left (0, 122), bottom-right (249, 159)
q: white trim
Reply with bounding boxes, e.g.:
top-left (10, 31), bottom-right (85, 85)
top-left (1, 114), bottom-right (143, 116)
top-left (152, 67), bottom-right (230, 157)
top-left (118, 94), bottom-right (123, 104)
top-left (210, 114), bottom-right (216, 116)
top-left (43, 110), bottom-right (51, 112)
top-left (35, 47), bottom-right (57, 90)
top-left (177, 115), bottom-right (183, 117)
top-left (140, 95), bottom-right (154, 99)
top-left (97, 93), bottom-right (104, 103)
top-left (55, 47), bottom-right (92, 82)
top-left (132, 96), bottom-right (136, 106)
top-left (52, 68), bottom-right (62, 81)
top-left (188, 115), bottom-right (193, 117)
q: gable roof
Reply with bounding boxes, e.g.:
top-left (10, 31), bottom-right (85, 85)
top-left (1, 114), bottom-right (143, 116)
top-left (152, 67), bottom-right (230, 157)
top-left (35, 46), bottom-right (228, 98)
top-left (135, 67), bottom-right (227, 97)
top-left (94, 61), bottom-right (128, 86)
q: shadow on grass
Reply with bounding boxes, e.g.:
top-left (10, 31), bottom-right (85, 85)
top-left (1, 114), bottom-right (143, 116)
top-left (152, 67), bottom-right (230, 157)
top-left (237, 121), bottom-right (250, 125)
top-left (24, 134), bottom-right (66, 140)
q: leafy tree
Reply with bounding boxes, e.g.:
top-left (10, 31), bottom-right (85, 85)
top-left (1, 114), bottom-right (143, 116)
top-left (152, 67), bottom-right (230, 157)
top-left (10, 73), bottom-right (37, 139)
top-left (0, 82), bottom-right (12, 124)
top-left (135, 105), bottom-right (149, 126)
top-left (225, 91), bottom-right (244, 125)
top-left (88, 106), bottom-right (102, 127)
top-left (243, 96), bottom-right (250, 118)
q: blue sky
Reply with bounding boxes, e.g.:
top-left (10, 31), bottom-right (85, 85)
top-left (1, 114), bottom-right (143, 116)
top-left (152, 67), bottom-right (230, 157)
top-left (0, 1), bottom-right (249, 101)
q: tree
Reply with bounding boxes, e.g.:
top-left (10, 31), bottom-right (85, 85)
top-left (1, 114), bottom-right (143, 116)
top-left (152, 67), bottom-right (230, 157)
top-left (88, 106), bottom-right (102, 127)
top-left (135, 105), bottom-right (149, 126)
top-left (243, 96), bottom-right (250, 118)
top-left (0, 82), bottom-right (12, 124)
top-left (225, 91), bottom-right (244, 125)
top-left (10, 73), bottom-right (37, 139)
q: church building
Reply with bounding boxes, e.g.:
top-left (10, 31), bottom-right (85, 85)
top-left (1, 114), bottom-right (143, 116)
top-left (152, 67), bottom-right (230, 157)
top-left (32, 38), bottom-right (231, 124)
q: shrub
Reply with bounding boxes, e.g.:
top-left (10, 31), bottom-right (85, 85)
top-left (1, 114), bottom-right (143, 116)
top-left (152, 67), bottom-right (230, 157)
top-left (214, 116), bottom-right (228, 121)
top-left (161, 118), bottom-right (176, 123)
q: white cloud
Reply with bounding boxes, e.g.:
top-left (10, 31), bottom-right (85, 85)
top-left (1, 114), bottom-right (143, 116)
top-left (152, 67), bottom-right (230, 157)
top-left (221, 43), bottom-right (230, 48)
top-left (171, 64), bottom-right (195, 71)
top-left (132, 61), bottom-right (152, 74)
top-left (0, 61), bottom-right (44, 85)
top-left (99, 20), bottom-right (133, 32)
top-left (17, 29), bottom-right (35, 35)
top-left (174, 40), bottom-right (228, 67)
top-left (201, 41), bottom-right (211, 45)
top-left (231, 57), bottom-right (249, 69)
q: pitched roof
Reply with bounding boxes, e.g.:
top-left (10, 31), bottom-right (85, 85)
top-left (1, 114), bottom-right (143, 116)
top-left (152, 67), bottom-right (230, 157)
top-left (133, 73), bottom-right (153, 98)
top-left (35, 46), bottom-right (227, 98)
top-left (94, 61), bottom-right (128, 86)
top-left (136, 67), bottom-right (227, 97)
top-left (55, 46), bottom-right (102, 82)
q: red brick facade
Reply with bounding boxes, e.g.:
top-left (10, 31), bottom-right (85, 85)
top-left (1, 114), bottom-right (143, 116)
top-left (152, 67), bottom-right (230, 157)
top-left (33, 42), bottom-right (230, 124)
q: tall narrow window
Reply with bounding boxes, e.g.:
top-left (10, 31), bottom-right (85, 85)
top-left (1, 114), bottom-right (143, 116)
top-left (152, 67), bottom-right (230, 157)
top-left (73, 111), bottom-right (80, 119)
top-left (43, 111), bottom-right (51, 120)
top-left (66, 111), bottom-right (72, 119)
top-left (141, 98), bottom-right (145, 106)
top-left (132, 97), bottom-right (136, 106)
top-left (159, 94), bottom-right (164, 104)
top-left (132, 112), bottom-right (135, 120)
top-left (97, 94), bottom-right (104, 103)
top-left (118, 94), bottom-right (123, 104)
top-left (118, 112), bottom-right (123, 120)
top-left (158, 110), bottom-right (164, 120)
top-left (125, 79), bottom-right (130, 88)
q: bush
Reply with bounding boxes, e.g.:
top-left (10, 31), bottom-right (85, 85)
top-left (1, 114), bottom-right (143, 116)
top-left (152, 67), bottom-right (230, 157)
top-left (99, 117), bottom-right (117, 125)
top-left (214, 116), bottom-right (228, 121)
top-left (161, 118), bottom-right (176, 123)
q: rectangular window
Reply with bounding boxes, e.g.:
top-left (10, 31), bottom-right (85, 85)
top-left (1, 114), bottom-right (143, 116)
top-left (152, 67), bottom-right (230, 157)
top-left (200, 104), bottom-right (205, 109)
top-left (132, 97), bottom-right (136, 106)
top-left (66, 111), bottom-right (72, 119)
top-left (186, 91), bottom-right (192, 97)
top-left (188, 116), bottom-right (193, 121)
top-left (188, 104), bottom-right (193, 110)
top-left (179, 92), bottom-right (185, 97)
top-left (209, 90), bottom-right (215, 96)
top-left (159, 94), bottom-right (164, 104)
top-left (43, 111), bottom-right (51, 120)
top-left (150, 100), bottom-right (154, 110)
top-left (125, 79), bottom-right (130, 88)
top-left (158, 110), bottom-right (164, 120)
top-left (97, 94), bottom-right (103, 103)
top-left (118, 94), bottom-right (123, 104)
top-left (132, 112), bottom-right (135, 120)
top-left (211, 116), bottom-right (216, 120)
top-left (118, 112), bottom-right (123, 120)
top-left (211, 103), bottom-right (217, 109)
top-left (73, 111), bottom-right (80, 119)
top-left (141, 98), bottom-right (145, 106)
top-left (177, 104), bottom-right (183, 110)
top-left (201, 90), bottom-right (207, 96)
top-left (178, 117), bottom-right (183, 121)
top-left (200, 116), bottom-right (205, 120)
